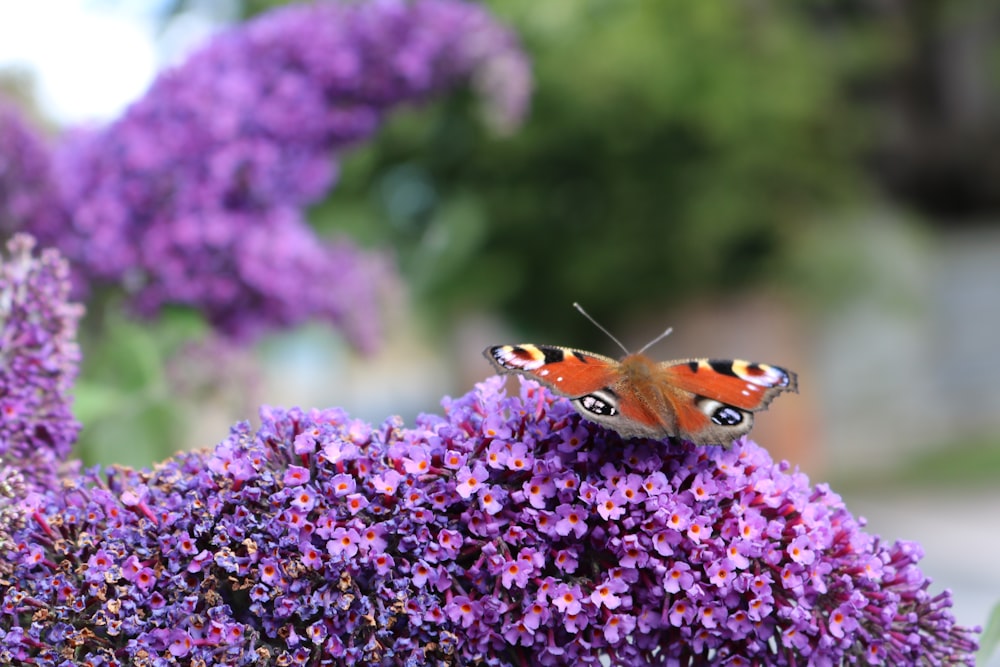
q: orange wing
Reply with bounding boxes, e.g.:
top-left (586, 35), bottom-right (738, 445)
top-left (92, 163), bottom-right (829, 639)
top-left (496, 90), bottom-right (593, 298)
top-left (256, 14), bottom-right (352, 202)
top-left (484, 344), bottom-right (620, 397)
top-left (658, 359), bottom-right (797, 411)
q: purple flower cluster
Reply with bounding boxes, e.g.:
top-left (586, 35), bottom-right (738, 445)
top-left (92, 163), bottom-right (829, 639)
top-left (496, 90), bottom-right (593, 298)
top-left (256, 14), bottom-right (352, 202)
top-left (0, 235), bottom-right (82, 496)
top-left (1, 0), bottom-right (530, 349)
top-left (0, 104), bottom-right (62, 242)
top-left (0, 466), bottom-right (27, 559)
top-left (0, 377), bottom-right (978, 665)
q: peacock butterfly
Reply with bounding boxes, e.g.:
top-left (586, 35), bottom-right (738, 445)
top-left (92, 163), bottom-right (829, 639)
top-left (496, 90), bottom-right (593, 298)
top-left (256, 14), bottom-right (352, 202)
top-left (484, 304), bottom-right (797, 446)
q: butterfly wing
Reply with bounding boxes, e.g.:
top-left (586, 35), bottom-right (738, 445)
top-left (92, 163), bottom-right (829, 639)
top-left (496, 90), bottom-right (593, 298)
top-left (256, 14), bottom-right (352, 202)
top-left (484, 344), bottom-right (619, 397)
top-left (659, 359), bottom-right (797, 410)
top-left (651, 359), bottom-right (797, 445)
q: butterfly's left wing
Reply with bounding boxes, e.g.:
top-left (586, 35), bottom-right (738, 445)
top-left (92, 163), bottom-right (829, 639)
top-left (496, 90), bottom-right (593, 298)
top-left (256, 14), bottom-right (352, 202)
top-left (484, 344), bottom-right (620, 398)
top-left (659, 359), bottom-right (797, 412)
top-left (641, 359), bottom-right (795, 445)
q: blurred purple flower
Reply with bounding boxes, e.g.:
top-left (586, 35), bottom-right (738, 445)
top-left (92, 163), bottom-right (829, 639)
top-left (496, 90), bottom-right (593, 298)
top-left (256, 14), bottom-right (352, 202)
top-left (1, 0), bottom-right (530, 350)
top-left (0, 234), bottom-right (82, 495)
top-left (0, 378), bottom-right (978, 665)
top-left (0, 105), bottom-right (62, 242)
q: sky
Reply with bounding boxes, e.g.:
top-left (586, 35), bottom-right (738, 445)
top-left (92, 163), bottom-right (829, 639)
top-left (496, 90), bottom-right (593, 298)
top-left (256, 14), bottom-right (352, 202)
top-left (0, 0), bottom-right (220, 124)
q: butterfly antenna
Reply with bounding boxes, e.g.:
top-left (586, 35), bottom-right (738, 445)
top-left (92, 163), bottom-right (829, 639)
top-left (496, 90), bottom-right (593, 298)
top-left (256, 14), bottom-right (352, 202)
top-left (573, 302), bottom-right (630, 355)
top-left (636, 326), bottom-right (673, 355)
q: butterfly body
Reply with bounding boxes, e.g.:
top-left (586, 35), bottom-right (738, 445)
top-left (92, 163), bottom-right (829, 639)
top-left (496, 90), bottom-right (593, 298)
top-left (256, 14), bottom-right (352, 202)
top-left (484, 344), bottom-right (797, 446)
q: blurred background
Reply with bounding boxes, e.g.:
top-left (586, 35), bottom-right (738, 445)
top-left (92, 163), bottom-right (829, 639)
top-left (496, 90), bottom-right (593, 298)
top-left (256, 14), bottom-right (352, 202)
top-left (2, 0), bottom-right (998, 655)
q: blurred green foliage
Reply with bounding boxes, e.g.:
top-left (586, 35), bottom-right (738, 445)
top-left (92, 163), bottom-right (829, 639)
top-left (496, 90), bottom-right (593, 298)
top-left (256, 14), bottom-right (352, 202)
top-left (312, 0), bottom-right (876, 344)
top-left (73, 302), bottom-right (210, 468)
top-left (832, 434), bottom-right (1000, 492)
top-left (979, 601), bottom-right (1000, 666)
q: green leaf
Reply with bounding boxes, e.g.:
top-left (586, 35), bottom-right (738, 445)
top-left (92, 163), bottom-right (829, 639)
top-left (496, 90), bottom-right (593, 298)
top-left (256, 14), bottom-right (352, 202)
top-left (76, 400), bottom-right (182, 470)
top-left (71, 380), bottom-right (128, 425)
top-left (977, 600), bottom-right (1000, 664)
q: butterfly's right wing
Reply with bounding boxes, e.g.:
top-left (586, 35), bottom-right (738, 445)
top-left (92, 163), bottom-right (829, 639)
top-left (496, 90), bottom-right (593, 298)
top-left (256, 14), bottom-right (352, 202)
top-left (484, 344), bottom-right (620, 399)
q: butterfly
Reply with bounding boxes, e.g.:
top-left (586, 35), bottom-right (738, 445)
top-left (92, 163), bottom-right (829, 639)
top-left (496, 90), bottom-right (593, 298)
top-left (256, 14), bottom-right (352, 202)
top-left (484, 303), bottom-right (797, 446)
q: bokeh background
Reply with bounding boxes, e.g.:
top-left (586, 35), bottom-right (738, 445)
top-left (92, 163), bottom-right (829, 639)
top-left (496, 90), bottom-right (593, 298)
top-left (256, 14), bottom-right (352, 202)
top-left (2, 0), bottom-right (998, 658)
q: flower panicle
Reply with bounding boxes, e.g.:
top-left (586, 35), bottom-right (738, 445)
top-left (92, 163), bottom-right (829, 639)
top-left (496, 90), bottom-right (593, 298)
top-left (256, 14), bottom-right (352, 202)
top-left (0, 466), bottom-right (27, 562)
top-left (0, 378), bottom-right (978, 665)
top-left (0, 234), bottom-right (82, 494)
top-left (0, 0), bottom-right (530, 351)
top-left (0, 103), bottom-right (62, 243)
